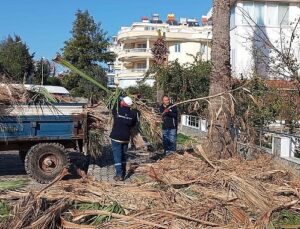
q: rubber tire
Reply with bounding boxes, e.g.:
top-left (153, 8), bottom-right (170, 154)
top-left (25, 143), bottom-right (69, 184)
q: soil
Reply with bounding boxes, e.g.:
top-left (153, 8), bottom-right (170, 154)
top-left (0, 149), bottom-right (161, 191)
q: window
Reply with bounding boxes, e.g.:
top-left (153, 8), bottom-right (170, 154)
top-left (242, 2), bottom-right (254, 24)
top-left (137, 62), bottom-right (146, 69)
top-left (255, 2), bottom-right (265, 25)
top-left (230, 7), bottom-right (236, 28)
top-left (267, 4), bottom-right (278, 26)
top-left (145, 26), bottom-right (155, 31)
top-left (137, 43), bottom-right (146, 49)
top-left (200, 44), bottom-right (206, 54)
top-left (174, 43), bottom-right (181, 53)
top-left (242, 2), bottom-right (290, 27)
top-left (187, 116), bottom-right (200, 129)
top-left (278, 4), bottom-right (289, 26)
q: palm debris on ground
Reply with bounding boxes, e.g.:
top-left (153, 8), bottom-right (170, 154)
top-left (1, 146), bottom-right (299, 229)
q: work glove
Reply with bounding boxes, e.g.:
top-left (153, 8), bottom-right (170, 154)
top-left (163, 108), bottom-right (170, 114)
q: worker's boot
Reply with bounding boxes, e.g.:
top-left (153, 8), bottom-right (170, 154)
top-left (113, 175), bottom-right (124, 182)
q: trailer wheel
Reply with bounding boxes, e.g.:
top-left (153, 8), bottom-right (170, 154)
top-left (25, 143), bottom-right (69, 183)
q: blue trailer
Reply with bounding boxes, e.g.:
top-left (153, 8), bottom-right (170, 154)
top-left (0, 104), bottom-right (88, 183)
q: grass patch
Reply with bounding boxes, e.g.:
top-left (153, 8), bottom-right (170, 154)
top-left (0, 179), bottom-right (30, 191)
top-left (151, 182), bottom-right (165, 190)
top-left (74, 202), bottom-right (125, 225)
top-left (0, 201), bottom-right (10, 222)
top-left (181, 187), bottom-right (200, 197)
top-left (177, 133), bottom-right (196, 145)
top-left (132, 174), bottom-right (148, 183)
top-left (272, 210), bottom-right (300, 228)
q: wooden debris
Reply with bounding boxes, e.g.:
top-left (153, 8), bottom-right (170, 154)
top-left (1, 146), bottom-right (300, 229)
top-left (71, 210), bottom-right (168, 229)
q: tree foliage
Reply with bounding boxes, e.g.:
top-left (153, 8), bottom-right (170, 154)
top-left (145, 55), bottom-right (211, 113)
top-left (157, 57), bottom-right (211, 114)
top-left (62, 10), bottom-right (115, 100)
top-left (32, 59), bottom-right (52, 85)
top-left (47, 77), bottom-right (62, 86)
top-left (125, 84), bottom-right (156, 104)
top-left (233, 77), bottom-right (281, 138)
top-left (0, 35), bottom-right (34, 83)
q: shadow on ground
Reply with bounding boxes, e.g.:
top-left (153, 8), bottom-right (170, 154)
top-left (0, 151), bottom-right (26, 176)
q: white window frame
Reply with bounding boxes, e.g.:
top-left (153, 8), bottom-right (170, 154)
top-left (241, 2), bottom-right (290, 27)
top-left (278, 3), bottom-right (289, 26)
top-left (137, 43), bottom-right (147, 49)
top-left (136, 62), bottom-right (147, 69)
top-left (266, 3), bottom-right (278, 26)
top-left (242, 1), bottom-right (255, 25)
top-left (230, 6), bottom-right (236, 29)
top-left (174, 43), bottom-right (181, 53)
top-left (200, 43), bottom-right (206, 54)
top-left (186, 115), bottom-right (200, 129)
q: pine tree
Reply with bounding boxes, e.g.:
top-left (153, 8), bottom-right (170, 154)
top-left (0, 35), bottom-right (34, 83)
top-left (62, 10), bottom-right (115, 100)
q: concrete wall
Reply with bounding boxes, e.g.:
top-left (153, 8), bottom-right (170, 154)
top-left (168, 41), bottom-right (211, 63)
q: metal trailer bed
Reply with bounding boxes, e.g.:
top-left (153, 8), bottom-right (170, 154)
top-left (0, 104), bottom-right (87, 183)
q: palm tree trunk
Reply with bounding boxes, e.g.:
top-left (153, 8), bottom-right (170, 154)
top-left (208, 0), bottom-right (236, 158)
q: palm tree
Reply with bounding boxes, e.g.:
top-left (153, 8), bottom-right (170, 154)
top-left (208, 0), bottom-right (236, 158)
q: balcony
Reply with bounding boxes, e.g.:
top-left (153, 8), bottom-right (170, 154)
top-left (118, 27), bottom-right (163, 42)
top-left (118, 48), bottom-right (153, 61)
top-left (116, 68), bottom-right (148, 78)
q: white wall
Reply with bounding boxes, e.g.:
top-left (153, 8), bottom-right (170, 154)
top-left (118, 78), bottom-right (155, 88)
top-left (168, 41), bottom-right (211, 64)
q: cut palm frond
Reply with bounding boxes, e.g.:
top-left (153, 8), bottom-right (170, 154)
top-left (54, 55), bottom-right (163, 148)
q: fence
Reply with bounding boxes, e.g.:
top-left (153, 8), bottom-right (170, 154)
top-left (180, 115), bottom-right (300, 165)
top-left (269, 131), bottom-right (300, 163)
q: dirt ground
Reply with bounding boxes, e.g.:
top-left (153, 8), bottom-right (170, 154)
top-left (0, 149), bottom-right (158, 191)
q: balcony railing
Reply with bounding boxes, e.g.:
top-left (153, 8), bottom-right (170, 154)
top-left (123, 48), bottom-right (151, 53)
top-left (119, 68), bottom-right (147, 74)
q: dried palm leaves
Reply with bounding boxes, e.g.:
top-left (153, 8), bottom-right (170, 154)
top-left (2, 149), bottom-right (300, 229)
top-left (0, 84), bottom-right (26, 105)
top-left (54, 55), bottom-right (163, 148)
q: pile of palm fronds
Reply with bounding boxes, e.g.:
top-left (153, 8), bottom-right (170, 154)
top-left (86, 102), bottom-right (112, 157)
top-left (0, 82), bottom-right (59, 118)
top-left (133, 99), bottom-right (162, 149)
top-left (1, 147), bottom-right (300, 229)
top-left (53, 55), bottom-right (163, 149)
top-left (0, 84), bottom-right (26, 105)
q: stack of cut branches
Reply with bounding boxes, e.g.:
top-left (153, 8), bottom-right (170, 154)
top-left (86, 102), bottom-right (112, 158)
top-left (0, 83), bottom-right (26, 105)
top-left (54, 55), bottom-right (163, 149)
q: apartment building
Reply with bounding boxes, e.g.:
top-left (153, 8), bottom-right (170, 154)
top-left (109, 14), bottom-right (212, 88)
top-left (229, 0), bottom-right (300, 78)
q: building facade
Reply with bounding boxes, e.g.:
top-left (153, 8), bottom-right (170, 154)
top-left (229, 0), bottom-right (300, 79)
top-left (109, 14), bottom-right (212, 88)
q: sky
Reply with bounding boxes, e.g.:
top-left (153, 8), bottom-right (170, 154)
top-left (0, 0), bottom-right (212, 61)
